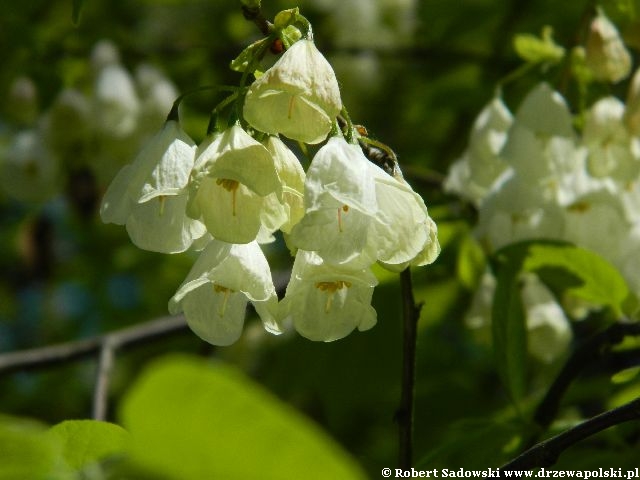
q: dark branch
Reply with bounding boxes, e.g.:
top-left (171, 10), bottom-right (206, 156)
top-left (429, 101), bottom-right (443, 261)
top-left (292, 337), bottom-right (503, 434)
top-left (0, 315), bottom-right (188, 374)
top-left (502, 396), bottom-right (640, 471)
top-left (533, 322), bottom-right (640, 430)
top-left (397, 267), bottom-right (423, 469)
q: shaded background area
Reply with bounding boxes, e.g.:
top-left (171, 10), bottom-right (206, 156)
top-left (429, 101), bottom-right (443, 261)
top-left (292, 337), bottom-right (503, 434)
top-left (1, 0), bottom-right (638, 475)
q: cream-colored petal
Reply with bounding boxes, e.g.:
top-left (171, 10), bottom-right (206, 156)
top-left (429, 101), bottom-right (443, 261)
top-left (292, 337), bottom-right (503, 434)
top-left (125, 193), bottom-right (206, 253)
top-left (180, 284), bottom-right (248, 346)
top-left (189, 177), bottom-right (264, 244)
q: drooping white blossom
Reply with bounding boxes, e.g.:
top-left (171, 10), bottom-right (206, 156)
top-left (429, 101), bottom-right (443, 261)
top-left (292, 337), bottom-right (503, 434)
top-left (243, 39), bottom-right (342, 144)
top-left (187, 125), bottom-right (281, 244)
top-left (279, 250), bottom-right (377, 342)
top-left (444, 95), bottom-right (513, 207)
top-left (169, 240), bottom-right (280, 346)
top-left (100, 120), bottom-right (205, 253)
top-left (289, 137), bottom-right (378, 265)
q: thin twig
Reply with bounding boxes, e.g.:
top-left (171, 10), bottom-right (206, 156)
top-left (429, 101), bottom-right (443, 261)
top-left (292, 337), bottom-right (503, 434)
top-left (93, 339), bottom-right (115, 421)
top-left (502, 396), bottom-right (640, 471)
top-left (533, 322), bottom-right (640, 431)
top-left (0, 315), bottom-right (188, 374)
top-left (397, 267), bottom-right (422, 469)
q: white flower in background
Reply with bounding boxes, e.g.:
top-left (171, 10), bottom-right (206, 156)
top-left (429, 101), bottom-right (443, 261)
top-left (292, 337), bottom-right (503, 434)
top-left (100, 120), bottom-right (205, 253)
top-left (289, 137), bottom-right (377, 265)
top-left (520, 273), bottom-right (573, 364)
top-left (41, 88), bottom-right (91, 160)
top-left (0, 130), bottom-right (60, 203)
top-left (187, 125), bottom-right (281, 244)
top-left (444, 95), bottom-right (513, 207)
top-left (476, 173), bottom-right (566, 251)
top-left (585, 8), bottom-right (632, 84)
top-left (466, 271), bottom-right (572, 364)
top-left (562, 190), bottom-right (630, 268)
top-left (93, 61), bottom-right (140, 138)
top-left (279, 250), bottom-right (377, 341)
top-left (499, 83), bottom-right (593, 207)
top-left (169, 240), bottom-right (280, 346)
top-left (135, 64), bottom-right (179, 131)
top-left (243, 39), bottom-right (342, 144)
top-left (583, 96), bottom-right (640, 181)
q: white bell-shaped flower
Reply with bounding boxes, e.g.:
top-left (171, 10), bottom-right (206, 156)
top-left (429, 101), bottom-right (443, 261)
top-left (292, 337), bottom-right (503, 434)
top-left (93, 63), bottom-right (140, 138)
top-left (169, 240), bottom-right (280, 346)
top-left (289, 137), bottom-right (377, 265)
top-left (100, 120), bottom-right (205, 253)
top-left (243, 39), bottom-right (342, 144)
top-left (367, 163), bottom-right (440, 271)
top-left (520, 274), bottom-right (572, 364)
top-left (187, 125), bottom-right (281, 244)
top-left (583, 96), bottom-right (640, 181)
top-left (279, 250), bottom-right (377, 342)
top-left (585, 8), bottom-right (631, 84)
top-left (444, 95), bottom-right (513, 207)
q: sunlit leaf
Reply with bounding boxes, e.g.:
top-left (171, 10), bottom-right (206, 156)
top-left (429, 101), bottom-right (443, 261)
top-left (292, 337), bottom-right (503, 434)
top-left (47, 420), bottom-right (129, 471)
top-left (0, 416), bottom-right (61, 480)
top-left (120, 355), bottom-right (366, 480)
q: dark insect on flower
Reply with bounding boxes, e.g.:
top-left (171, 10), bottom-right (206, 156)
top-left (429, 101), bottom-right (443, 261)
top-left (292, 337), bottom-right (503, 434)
top-left (337, 116), bottom-right (403, 179)
top-left (358, 137), bottom-right (403, 179)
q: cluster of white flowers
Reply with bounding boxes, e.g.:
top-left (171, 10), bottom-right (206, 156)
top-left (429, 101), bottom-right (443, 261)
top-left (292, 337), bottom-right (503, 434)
top-left (101, 37), bottom-right (440, 345)
top-left (445, 10), bottom-right (640, 362)
top-left (0, 40), bottom-right (177, 203)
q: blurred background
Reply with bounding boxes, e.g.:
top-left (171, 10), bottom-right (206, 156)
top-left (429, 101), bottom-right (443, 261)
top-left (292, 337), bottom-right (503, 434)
top-left (1, 0), bottom-right (638, 475)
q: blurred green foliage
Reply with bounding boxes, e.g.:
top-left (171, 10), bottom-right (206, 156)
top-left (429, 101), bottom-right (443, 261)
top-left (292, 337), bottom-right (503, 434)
top-left (1, 0), bottom-right (639, 477)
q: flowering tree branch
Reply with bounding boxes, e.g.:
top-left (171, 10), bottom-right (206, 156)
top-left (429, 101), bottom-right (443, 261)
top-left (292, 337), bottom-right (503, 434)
top-left (502, 395), bottom-right (640, 471)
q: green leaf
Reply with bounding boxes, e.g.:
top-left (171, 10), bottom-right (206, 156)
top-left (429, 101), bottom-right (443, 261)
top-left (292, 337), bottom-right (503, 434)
top-left (521, 243), bottom-right (631, 319)
top-left (490, 240), bottom-right (634, 406)
top-left (47, 420), bottom-right (129, 472)
top-left (230, 37), bottom-right (270, 73)
top-left (456, 233), bottom-right (486, 289)
top-left (513, 26), bottom-right (565, 65)
top-left (119, 355), bottom-right (367, 480)
top-left (491, 250), bottom-right (528, 405)
top-left (0, 416), bottom-right (61, 480)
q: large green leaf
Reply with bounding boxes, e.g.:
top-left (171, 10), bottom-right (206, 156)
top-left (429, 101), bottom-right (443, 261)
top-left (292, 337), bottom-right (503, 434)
top-left (47, 420), bottom-right (129, 472)
top-left (0, 416), bottom-right (62, 480)
top-left (119, 355), bottom-right (367, 480)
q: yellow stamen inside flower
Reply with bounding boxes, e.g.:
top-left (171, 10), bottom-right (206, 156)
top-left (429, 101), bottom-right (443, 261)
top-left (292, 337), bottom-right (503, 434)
top-left (288, 95), bottom-right (295, 119)
top-left (315, 280), bottom-right (352, 313)
top-left (337, 205), bottom-right (349, 232)
top-left (216, 178), bottom-right (240, 216)
top-left (158, 195), bottom-right (166, 216)
top-left (213, 283), bottom-right (234, 317)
